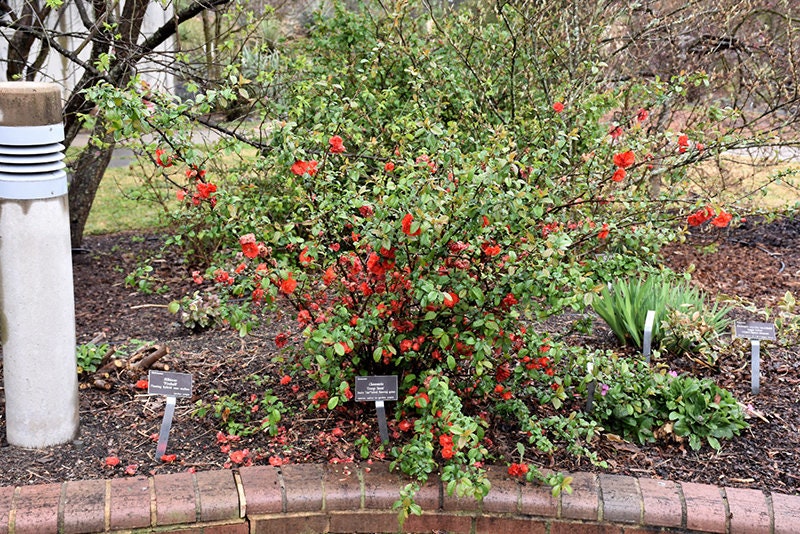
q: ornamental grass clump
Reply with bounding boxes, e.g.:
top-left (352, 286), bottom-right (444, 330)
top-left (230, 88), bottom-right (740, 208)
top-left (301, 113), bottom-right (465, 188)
top-left (592, 273), bottom-right (731, 357)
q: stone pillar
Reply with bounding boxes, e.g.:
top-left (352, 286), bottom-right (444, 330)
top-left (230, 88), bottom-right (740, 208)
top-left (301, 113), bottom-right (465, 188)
top-left (0, 82), bottom-right (79, 447)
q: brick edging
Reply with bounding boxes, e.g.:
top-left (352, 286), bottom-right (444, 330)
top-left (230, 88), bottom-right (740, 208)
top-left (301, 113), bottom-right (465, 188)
top-left (1, 464), bottom-right (798, 533)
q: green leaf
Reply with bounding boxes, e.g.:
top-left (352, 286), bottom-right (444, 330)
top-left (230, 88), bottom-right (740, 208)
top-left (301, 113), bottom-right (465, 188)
top-left (327, 396), bottom-right (340, 410)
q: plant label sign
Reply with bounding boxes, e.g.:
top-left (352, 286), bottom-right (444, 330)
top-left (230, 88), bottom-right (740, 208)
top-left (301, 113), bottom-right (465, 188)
top-left (148, 370), bottom-right (193, 398)
top-left (355, 375), bottom-right (398, 402)
top-left (355, 375), bottom-right (398, 443)
top-left (733, 322), bottom-right (776, 341)
top-left (148, 370), bottom-right (193, 458)
top-left (733, 322), bottom-right (775, 395)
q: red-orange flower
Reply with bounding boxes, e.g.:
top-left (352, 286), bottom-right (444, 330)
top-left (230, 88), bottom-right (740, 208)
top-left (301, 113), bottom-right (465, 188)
top-left (329, 135), bottom-right (345, 154)
top-left (710, 210), bottom-right (732, 228)
top-left (401, 213), bottom-right (421, 236)
top-left (280, 273), bottom-right (297, 295)
top-left (105, 456), bottom-right (120, 467)
top-left (290, 160), bottom-right (319, 176)
top-left (384, 161), bottom-right (395, 172)
top-left (552, 101), bottom-right (564, 113)
top-left (613, 150), bottom-right (635, 169)
top-left (678, 134), bottom-right (690, 153)
top-left (443, 291), bottom-right (459, 308)
top-left (196, 181), bottom-right (216, 199)
top-left (155, 148), bottom-right (173, 167)
top-left (598, 223), bottom-right (610, 240)
top-left (299, 246), bottom-right (312, 266)
top-left (239, 234), bottom-right (260, 259)
top-left (482, 242), bottom-right (501, 256)
top-left (612, 168), bottom-right (626, 182)
top-left (507, 463), bottom-right (528, 477)
top-left (687, 205), bottom-right (715, 227)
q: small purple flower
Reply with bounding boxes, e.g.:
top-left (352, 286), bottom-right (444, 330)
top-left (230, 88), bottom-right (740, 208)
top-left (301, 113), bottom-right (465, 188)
top-left (600, 383), bottom-right (610, 396)
top-left (668, 370), bottom-right (678, 378)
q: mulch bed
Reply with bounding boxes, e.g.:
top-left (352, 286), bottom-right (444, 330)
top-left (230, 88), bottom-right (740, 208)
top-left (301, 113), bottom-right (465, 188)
top-left (0, 215), bottom-right (798, 495)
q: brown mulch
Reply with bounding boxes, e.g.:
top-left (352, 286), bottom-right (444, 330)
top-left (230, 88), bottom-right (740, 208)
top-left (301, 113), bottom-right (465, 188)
top-left (0, 215), bottom-right (798, 495)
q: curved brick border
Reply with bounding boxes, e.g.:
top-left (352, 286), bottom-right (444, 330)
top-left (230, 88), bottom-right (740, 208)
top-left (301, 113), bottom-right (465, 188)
top-left (0, 464), bottom-right (798, 533)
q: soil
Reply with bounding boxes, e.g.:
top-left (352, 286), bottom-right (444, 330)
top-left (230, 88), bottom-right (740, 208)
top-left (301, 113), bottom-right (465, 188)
top-left (0, 215), bottom-right (798, 496)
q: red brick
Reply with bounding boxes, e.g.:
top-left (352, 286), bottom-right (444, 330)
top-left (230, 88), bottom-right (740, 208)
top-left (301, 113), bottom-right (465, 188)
top-left (442, 485), bottom-right (482, 512)
top-left (637, 477), bottom-right (683, 528)
top-left (12, 482), bottom-right (61, 534)
top-left (282, 463), bottom-right (324, 512)
top-left (560, 472), bottom-right (599, 521)
top-left (621, 527), bottom-right (668, 534)
top-left (328, 510), bottom-right (399, 533)
top-left (200, 522), bottom-right (250, 534)
top-left (109, 476), bottom-right (151, 530)
top-left (519, 480), bottom-right (558, 518)
top-left (238, 465), bottom-right (282, 514)
top-left (481, 473), bottom-right (520, 514)
top-left (0, 485), bottom-right (15, 534)
top-left (323, 464), bottom-right (361, 511)
top-left (62, 478), bottom-right (106, 534)
top-left (153, 472), bottom-right (197, 526)
top-left (773, 491), bottom-right (800, 534)
top-left (250, 513), bottom-right (328, 534)
top-left (164, 522), bottom-right (249, 534)
top-left (362, 463), bottom-right (439, 511)
top-left (599, 474), bottom-right (641, 524)
top-left (681, 481), bottom-right (727, 533)
top-left (550, 520), bottom-right (622, 534)
top-left (404, 511), bottom-right (473, 533)
top-left (475, 515), bottom-right (547, 533)
top-left (195, 469), bottom-right (240, 522)
top-left (725, 487), bottom-right (770, 533)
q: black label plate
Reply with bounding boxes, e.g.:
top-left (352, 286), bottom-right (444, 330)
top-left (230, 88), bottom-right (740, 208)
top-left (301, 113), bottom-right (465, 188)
top-left (355, 375), bottom-right (398, 402)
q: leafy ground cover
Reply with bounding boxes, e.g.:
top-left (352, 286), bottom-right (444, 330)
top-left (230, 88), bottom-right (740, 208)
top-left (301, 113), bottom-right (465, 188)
top-left (0, 215), bottom-right (797, 496)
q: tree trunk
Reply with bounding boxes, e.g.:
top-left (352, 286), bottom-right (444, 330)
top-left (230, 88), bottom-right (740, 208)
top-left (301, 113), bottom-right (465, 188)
top-left (68, 128), bottom-right (115, 248)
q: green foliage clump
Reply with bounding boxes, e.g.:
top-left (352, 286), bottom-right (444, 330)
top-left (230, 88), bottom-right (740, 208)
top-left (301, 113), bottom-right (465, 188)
top-left (579, 351), bottom-right (747, 451)
top-left (592, 273), bottom-right (731, 359)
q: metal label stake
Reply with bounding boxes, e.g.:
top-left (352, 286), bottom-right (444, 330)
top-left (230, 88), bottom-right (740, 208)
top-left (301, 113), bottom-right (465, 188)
top-left (355, 375), bottom-right (398, 444)
top-left (375, 400), bottom-right (390, 443)
top-left (147, 370), bottom-right (193, 458)
top-left (733, 322), bottom-right (775, 395)
top-left (156, 396), bottom-right (176, 457)
top-left (643, 310), bottom-right (656, 363)
top-left (751, 339), bottom-right (761, 395)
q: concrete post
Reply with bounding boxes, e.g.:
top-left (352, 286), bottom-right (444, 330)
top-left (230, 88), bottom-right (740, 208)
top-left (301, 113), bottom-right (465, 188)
top-left (0, 82), bottom-right (79, 447)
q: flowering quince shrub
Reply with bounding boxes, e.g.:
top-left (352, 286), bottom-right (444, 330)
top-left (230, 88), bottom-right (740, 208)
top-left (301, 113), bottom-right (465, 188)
top-left (105, 0), bottom-right (757, 521)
